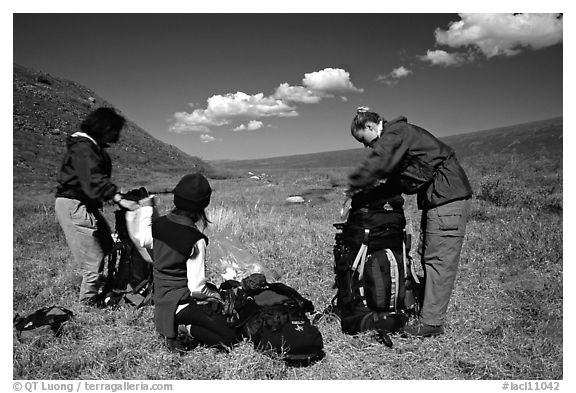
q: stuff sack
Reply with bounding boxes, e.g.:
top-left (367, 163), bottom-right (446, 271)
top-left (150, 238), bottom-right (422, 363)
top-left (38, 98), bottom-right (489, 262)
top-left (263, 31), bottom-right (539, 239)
top-left (14, 306), bottom-right (74, 340)
top-left (221, 273), bottom-right (325, 366)
top-left (99, 187), bottom-right (154, 308)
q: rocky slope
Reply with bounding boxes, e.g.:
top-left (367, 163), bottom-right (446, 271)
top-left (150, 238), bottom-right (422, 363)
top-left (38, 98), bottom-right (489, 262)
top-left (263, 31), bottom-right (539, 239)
top-left (13, 63), bottom-right (213, 191)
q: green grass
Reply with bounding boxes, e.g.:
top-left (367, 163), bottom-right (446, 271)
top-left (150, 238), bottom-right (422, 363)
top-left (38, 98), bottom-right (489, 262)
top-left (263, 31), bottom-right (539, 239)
top-left (12, 152), bottom-right (562, 380)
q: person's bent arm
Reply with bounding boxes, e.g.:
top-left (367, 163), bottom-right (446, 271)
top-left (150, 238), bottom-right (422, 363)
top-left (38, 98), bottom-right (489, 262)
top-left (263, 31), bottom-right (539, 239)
top-left (187, 239), bottom-right (221, 300)
top-left (348, 129), bottom-right (407, 191)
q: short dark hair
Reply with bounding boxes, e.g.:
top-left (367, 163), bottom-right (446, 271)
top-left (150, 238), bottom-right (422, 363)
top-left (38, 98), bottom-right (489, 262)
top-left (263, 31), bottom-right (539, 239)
top-left (350, 110), bottom-right (382, 136)
top-left (80, 107), bottom-right (126, 143)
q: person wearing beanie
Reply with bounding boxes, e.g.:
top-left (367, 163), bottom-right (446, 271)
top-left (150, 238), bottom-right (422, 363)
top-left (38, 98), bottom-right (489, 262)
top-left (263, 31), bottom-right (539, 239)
top-left (134, 173), bottom-right (239, 353)
top-left (54, 107), bottom-right (126, 305)
top-left (173, 173), bottom-right (212, 211)
top-left (347, 107), bottom-right (473, 338)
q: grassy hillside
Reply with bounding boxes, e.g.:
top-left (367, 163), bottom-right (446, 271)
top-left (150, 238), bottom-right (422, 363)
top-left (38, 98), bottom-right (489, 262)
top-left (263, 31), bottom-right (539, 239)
top-left (214, 117), bottom-right (562, 171)
top-left (13, 63), bottom-right (231, 194)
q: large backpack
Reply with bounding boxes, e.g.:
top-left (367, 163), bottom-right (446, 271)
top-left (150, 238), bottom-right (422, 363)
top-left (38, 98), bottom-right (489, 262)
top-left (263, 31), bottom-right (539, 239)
top-left (332, 184), bottom-right (423, 343)
top-left (98, 187), bottom-right (154, 308)
top-left (220, 273), bottom-right (325, 366)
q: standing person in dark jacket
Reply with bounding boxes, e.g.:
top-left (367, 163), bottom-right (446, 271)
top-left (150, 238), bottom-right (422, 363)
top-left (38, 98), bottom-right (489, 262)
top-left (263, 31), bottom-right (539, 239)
top-left (134, 173), bottom-right (239, 353)
top-left (347, 107), bottom-right (473, 337)
top-left (54, 107), bottom-right (126, 305)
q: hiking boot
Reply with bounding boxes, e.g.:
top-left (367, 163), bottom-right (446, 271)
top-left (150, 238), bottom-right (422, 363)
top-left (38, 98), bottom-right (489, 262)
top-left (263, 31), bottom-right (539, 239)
top-left (165, 338), bottom-right (189, 354)
top-left (181, 334), bottom-right (200, 351)
top-left (402, 322), bottom-right (444, 338)
top-left (80, 295), bottom-right (105, 309)
top-left (177, 325), bottom-right (200, 351)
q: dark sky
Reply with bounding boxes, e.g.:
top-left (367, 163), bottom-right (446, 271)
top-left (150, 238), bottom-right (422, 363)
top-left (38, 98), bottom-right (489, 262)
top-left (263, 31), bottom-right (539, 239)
top-left (13, 13), bottom-right (563, 160)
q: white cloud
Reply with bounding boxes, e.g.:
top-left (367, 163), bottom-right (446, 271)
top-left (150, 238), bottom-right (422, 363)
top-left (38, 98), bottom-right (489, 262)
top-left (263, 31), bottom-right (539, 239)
top-left (170, 67), bottom-right (363, 133)
top-left (302, 68), bottom-right (364, 93)
top-left (273, 83), bottom-right (324, 104)
top-left (205, 92), bottom-right (297, 119)
top-left (273, 68), bottom-right (364, 103)
top-left (377, 78), bottom-right (399, 88)
top-left (169, 114), bottom-right (212, 133)
top-left (169, 91), bottom-right (297, 133)
top-left (391, 66), bottom-right (412, 78)
top-left (435, 13), bottom-right (563, 58)
top-left (172, 110), bottom-right (226, 128)
top-left (420, 49), bottom-right (470, 67)
top-left (200, 134), bottom-right (218, 143)
top-left (233, 120), bottom-right (264, 131)
top-left (376, 66), bottom-right (414, 86)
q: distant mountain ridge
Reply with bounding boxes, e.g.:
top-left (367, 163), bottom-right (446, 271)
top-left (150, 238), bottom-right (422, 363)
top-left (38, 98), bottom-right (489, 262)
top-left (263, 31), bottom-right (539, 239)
top-left (215, 117), bottom-right (563, 170)
top-left (13, 63), bottom-right (213, 189)
top-left (441, 117), bottom-right (562, 158)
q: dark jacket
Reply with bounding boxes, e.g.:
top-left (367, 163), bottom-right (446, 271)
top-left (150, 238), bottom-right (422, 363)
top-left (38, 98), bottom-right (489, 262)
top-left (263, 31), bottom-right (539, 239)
top-left (55, 133), bottom-right (117, 209)
top-left (348, 116), bottom-right (472, 209)
top-left (151, 213), bottom-right (209, 338)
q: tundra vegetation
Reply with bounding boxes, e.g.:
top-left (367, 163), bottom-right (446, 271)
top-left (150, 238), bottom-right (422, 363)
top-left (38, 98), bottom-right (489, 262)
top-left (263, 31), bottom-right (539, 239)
top-left (13, 149), bottom-right (562, 380)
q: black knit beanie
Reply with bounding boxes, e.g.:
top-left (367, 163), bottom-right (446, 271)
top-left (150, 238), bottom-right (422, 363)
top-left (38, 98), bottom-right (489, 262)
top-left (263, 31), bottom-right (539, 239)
top-left (173, 173), bottom-right (212, 211)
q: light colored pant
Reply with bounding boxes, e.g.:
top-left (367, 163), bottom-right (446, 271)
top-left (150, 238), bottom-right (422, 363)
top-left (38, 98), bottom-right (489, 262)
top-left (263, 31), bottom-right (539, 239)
top-left (419, 198), bottom-right (471, 326)
top-left (55, 197), bottom-right (113, 301)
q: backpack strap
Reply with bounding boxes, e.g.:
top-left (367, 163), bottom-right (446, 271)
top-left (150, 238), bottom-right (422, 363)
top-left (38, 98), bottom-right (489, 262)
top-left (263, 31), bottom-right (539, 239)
top-left (351, 229), bottom-right (370, 307)
top-left (402, 239), bottom-right (408, 279)
top-left (385, 249), bottom-right (399, 310)
top-left (351, 243), bottom-right (369, 280)
top-left (351, 229), bottom-right (370, 278)
top-left (14, 306), bottom-right (74, 336)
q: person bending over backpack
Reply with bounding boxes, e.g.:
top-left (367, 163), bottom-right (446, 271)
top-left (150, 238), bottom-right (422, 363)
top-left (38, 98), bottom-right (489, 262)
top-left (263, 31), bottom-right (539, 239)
top-left (55, 107), bottom-right (126, 306)
top-left (134, 173), bottom-right (239, 353)
top-left (347, 107), bottom-right (473, 338)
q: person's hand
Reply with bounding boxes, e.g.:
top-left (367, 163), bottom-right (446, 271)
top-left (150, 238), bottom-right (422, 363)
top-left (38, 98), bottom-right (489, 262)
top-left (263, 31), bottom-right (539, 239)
top-left (340, 197), bottom-right (352, 220)
top-left (112, 193), bottom-right (123, 204)
top-left (117, 199), bottom-right (139, 211)
top-left (112, 193), bottom-right (140, 211)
